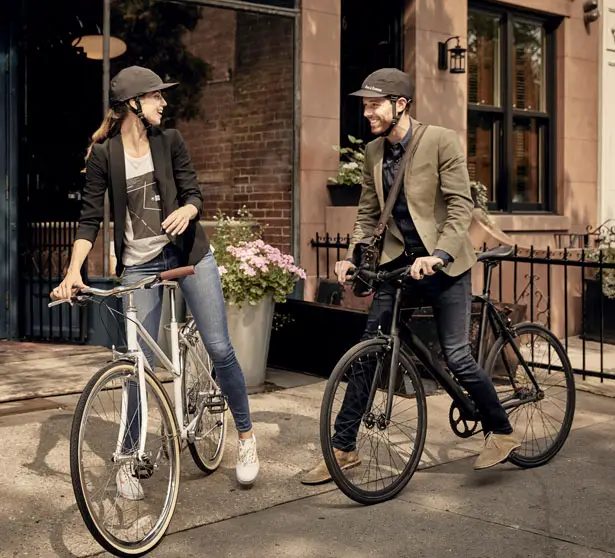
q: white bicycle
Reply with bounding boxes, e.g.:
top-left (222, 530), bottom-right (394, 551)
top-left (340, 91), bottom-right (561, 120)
top-left (49, 266), bottom-right (228, 556)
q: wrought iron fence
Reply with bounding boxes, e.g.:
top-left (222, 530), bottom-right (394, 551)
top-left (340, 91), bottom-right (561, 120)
top-left (310, 232), bottom-right (615, 383)
top-left (20, 221), bottom-right (88, 342)
top-left (310, 233), bottom-right (350, 279)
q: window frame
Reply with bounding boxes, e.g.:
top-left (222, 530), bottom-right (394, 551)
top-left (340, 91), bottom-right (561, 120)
top-left (468, 1), bottom-right (558, 213)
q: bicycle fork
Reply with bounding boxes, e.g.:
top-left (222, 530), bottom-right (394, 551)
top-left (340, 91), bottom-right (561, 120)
top-left (115, 291), bottom-right (150, 462)
top-left (364, 286), bottom-right (404, 426)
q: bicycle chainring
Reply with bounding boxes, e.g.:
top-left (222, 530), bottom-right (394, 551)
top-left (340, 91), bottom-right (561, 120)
top-left (448, 401), bottom-right (480, 439)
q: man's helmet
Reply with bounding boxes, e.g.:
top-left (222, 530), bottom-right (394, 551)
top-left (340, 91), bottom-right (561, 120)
top-left (350, 68), bottom-right (414, 136)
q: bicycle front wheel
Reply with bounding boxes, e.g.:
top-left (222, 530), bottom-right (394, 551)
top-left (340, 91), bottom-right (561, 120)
top-left (320, 337), bottom-right (427, 505)
top-left (484, 322), bottom-right (575, 468)
top-left (70, 360), bottom-right (181, 557)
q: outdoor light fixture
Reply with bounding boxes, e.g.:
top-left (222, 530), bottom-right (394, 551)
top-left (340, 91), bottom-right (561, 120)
top-left (438, 36), bottom-right (467, 74)
top-left (72, 35), bottom-right (127, 59)
top-left (71, 17), bottom-right (127, 60)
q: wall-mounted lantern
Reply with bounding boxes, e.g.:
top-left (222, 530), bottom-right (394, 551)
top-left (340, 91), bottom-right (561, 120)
top-left (437, 36), bottom-right (467, 74)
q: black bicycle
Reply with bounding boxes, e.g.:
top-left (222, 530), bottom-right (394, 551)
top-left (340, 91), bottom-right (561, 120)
top-left (320, 246), bottom-right (576, 505)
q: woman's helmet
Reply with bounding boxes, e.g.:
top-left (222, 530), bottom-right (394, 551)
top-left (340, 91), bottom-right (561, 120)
top-left (110, 66), bottom-right (178, 129)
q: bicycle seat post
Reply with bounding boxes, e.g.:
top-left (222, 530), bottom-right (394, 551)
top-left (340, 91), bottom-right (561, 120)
top-left (482, 262), bottom-right (495, 298)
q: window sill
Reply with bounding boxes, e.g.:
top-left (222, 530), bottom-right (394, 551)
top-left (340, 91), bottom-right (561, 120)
top-left (489, 214), bottom-right (571, 233)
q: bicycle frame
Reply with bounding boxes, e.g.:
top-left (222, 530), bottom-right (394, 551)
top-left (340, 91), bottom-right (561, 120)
top-left (380, 264), bottom-right (543, 425)
top-left (117, 282), bottom-right (218, 460)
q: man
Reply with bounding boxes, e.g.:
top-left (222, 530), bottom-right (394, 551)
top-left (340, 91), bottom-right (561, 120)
top-left (302, 68), bottom-right (519, 485)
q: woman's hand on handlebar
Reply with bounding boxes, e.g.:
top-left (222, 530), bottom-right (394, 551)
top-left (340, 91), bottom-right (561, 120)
top-left (51, 271), bottom-right (86, 301)
top-left (410, 256), bottom-right (444, 280)
top-left (334, 259), bottom-right (355, 284)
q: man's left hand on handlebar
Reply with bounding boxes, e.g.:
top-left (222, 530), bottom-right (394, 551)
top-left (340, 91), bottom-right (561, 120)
top-left (334, 259), bottom-right (355, 284)
top-left (410, 256), bottom-right (443, 280)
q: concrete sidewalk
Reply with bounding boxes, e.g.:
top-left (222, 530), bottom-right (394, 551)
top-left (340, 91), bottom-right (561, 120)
top-left (0, 342), bottom-right (110, 403)
top-left (0, 367), bottom-right (613, 558)
top-left (146, 413), bottom-right (615, 558)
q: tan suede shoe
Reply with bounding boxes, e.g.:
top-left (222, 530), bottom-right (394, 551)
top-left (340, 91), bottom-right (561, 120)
top-left (474, 432), bottom-right (521, 470)
top-left (301, 449), bottom-right (361, 485)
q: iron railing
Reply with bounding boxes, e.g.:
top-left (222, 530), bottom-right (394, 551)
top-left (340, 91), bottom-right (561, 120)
top-left (310, 232), bottom-right (615, 383)
top-left (20, 221), bottom-right (88, 342)
top-left (310, 233), bottom-right (350, 279)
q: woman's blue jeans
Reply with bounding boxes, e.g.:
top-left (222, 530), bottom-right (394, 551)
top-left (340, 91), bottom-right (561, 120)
top-left (120, 244), bottom-right (252, 452)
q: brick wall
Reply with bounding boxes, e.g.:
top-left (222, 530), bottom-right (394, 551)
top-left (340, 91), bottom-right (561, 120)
top-left (177, 7), bottom-right (294, 251)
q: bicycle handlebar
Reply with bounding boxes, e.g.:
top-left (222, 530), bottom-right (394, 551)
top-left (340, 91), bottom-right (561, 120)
top-left (48, 266), bottom-right (196, 308)
top-left (350, 262), bottom-right (444, 284)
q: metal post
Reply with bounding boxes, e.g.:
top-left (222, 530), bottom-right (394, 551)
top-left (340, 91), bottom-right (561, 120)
top-left (102, 0), bottom-right (111, 277)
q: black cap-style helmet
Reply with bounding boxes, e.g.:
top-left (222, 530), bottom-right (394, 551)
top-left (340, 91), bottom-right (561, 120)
top-left (349, 68), bottom-right (414, 100)
top-left (350, 68), bottom-right (414, 136)
top-left (110, 66), bottom-right (178, 105)
top-left (110, 66), bottom-right (178, 131)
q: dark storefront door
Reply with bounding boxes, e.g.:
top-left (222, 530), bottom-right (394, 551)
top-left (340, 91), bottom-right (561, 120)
top-left (340, 0), bottom-right (405, 147)
top-left (0, 9), bottom-right (18, 340)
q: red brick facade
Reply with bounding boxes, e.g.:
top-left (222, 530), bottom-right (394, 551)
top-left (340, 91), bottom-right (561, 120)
top-left (178, 7), bottom-right (294, 251)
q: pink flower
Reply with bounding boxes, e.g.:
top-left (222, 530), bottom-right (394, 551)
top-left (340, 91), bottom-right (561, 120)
top-left (240, 262), bottom-right (256, 277)
top-left (218, 266), bottom-right (227, 276)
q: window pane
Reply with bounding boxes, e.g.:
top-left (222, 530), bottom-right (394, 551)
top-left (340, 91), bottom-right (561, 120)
top-left (111, 2), bottom-right (295, 252)
top-left (513, 21), bottom-right (545, 111)
top-left (512, 118), bottom-right (544, 204)
top-left (468, 11), bottom-right (501, 107)
top-left (467, 112), bottom-right (499, 202)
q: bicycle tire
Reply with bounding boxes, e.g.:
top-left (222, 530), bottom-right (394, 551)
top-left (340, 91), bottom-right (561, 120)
top-left (70, 360), bottom-right (181, 557)
top-left (320, 337), bottom-right (427, 505)
top-left (180, 320), bottom-right (228, 474)
top-left (484, 322), bottom-right (575, 468)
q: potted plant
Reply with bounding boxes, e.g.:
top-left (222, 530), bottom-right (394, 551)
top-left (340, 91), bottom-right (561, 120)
top-left (327, 135), bottom-right (365, 206)
top-left (210, 207), bottom-right (306, 389)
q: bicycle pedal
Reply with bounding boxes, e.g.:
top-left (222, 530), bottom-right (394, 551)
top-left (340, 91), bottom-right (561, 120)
top-left (133, 459), bottom-right (155, 480)
top-left (203, 394), bottom-right (228, 414)
top-left (206, 404), bottom-right (227, 414)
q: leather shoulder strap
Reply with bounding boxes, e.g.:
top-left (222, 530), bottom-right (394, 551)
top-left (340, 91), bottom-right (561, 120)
top-left (373, 124), bottom-right (428, 239)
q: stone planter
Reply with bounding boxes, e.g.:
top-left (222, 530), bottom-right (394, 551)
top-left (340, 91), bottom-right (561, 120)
top-left (582, 277), bottom-right (615, 344)
top-left (226, 293), bottom-right (275, 391)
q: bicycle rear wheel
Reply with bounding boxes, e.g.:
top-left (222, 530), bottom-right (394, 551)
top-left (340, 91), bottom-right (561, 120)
top-left (484, 322), bottom-right (575, 468)
top-left (70, 360), bottom-right (181, 557)
top-left (181, 319), bottom-right (228, 473)
top-left (320, 337), bottom-right (427, 505)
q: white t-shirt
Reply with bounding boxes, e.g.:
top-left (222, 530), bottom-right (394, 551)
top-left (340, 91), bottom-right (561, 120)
top-left (122, 151), bottom-right (169, 266)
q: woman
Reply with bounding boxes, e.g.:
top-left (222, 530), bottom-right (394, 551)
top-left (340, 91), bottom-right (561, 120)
top-left (52, 66), bottom-right (259, 497)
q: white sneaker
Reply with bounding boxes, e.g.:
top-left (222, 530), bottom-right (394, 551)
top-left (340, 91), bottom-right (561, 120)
top-left (116, 463), bottom-right (144, 501)
top-left (236, 434), bottom-right (260, 486)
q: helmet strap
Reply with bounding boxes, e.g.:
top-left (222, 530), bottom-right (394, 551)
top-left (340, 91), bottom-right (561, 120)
top-left (381, 96), bottom-right (400, 137)
top-left (128, 97), bottom-right (152, 133)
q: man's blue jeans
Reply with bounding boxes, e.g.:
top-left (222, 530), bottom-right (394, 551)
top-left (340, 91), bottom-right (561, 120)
top-left (121, 244), bottom-right (252, 452)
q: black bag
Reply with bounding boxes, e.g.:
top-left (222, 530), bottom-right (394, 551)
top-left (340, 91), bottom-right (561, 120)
top-left (352, 124), bottom-right (428, 297)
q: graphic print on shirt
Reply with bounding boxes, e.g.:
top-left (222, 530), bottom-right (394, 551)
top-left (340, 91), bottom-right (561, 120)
top-left (126, 170), bottom-right (163, 240)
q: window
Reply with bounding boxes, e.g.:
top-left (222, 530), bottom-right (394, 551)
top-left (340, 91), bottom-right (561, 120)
top-left (467, 4), bottom-right (557, 212)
